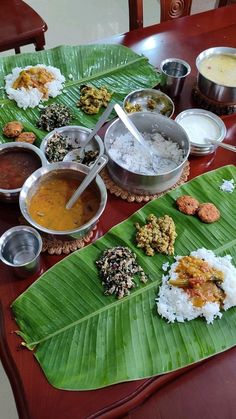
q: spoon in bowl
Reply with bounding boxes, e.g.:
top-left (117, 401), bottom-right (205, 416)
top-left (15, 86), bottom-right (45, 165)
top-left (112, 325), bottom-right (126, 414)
top-left (66, 155), bottom-right (108, 210)
top-left (206, 139), bottom-right (236, 153)
top-left (74, 102), bottom-right (114, 161)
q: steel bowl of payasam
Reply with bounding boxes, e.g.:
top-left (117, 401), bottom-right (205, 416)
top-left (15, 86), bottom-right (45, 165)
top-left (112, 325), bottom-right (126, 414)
top-left (196, 46), bottom-right (236, 103)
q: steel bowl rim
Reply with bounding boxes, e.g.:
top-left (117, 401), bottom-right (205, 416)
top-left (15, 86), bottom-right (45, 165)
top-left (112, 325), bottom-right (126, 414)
top-left (175, 108), bottom-right (227, 149)
top-left (122, 88), bottom-right (175, 118)
top-left (0, 142), bottom-right (47, 194)
top-left (104, 112), bottom-right (190, 177)
top-left (0, 225), bottom-right (42, 267)
top-left (196, 46), bottom-right (236, 88)
top-left (40, 125), bottom-right (104, 163)
top-left (160, 57), bottom-right (191, 78)
top-left (19, 162), bottom-right (107, 236)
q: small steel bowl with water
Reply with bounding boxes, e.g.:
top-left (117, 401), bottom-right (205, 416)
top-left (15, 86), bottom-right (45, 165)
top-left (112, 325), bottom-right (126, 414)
top-left (40, 125), bottom-right (104, 164)
top-left (104, 112), bottom-right (190, 195)
top-left (0, 142), bottom-right (47, 203)
top-left (123, 88), bottom-right (175, 118)
top-left (19, 162), bottom-right (107, 240)
top-left (196, 46), bottom-right (236, 103)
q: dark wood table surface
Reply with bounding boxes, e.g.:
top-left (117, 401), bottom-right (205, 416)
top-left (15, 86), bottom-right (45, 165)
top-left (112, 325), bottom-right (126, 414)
top-left (1, 5), bottom-right (236, 419)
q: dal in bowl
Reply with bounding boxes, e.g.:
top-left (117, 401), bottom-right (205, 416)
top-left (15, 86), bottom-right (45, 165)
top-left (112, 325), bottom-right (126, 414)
top-left (19, 162), bottom-right (107, 240)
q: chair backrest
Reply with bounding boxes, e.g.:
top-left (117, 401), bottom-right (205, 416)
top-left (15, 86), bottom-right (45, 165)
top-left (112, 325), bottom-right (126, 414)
top-left (128, 0), bottom-right (192, 30)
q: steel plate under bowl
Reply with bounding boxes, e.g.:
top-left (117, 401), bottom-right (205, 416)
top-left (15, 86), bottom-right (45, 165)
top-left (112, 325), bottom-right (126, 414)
top-left (175, 109), bottom-right (226, 156)
top-left (196, 46), bottom-right (236, 103)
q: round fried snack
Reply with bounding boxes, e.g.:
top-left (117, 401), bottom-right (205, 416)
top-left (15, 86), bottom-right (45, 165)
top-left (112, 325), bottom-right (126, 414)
top-left (197, 203), bottom-right (220, 223)
top-left (15, 132), bottom-right (36, 144)
top-left (176, 195), bottom-right (199, 215)
top-left (3, 121), bottom-right (23, 138)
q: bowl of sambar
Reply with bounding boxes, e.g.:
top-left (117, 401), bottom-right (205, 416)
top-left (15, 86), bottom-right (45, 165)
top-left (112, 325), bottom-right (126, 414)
top-left (19, 162), bottom-right (107, 240)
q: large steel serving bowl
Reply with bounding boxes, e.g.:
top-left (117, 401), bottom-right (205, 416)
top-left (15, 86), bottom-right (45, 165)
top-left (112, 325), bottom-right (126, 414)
top-left (196, 46), bottom-right (236, 103)
top-left (40, 125), bottom-right (104, 163)
top-left (19, 162), bottom-right (107, 240)
top-left (104, 112), bottom-right (190, 195)
top-left (0, 142), bottom-right (47, 203)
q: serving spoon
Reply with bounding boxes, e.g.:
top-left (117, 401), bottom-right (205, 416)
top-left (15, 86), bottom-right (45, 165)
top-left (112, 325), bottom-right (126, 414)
top-left (207, 139), bottom-right (236, 153)
top-left (66, 155), bottom-right (108, 209)
top-left (74, 102), bottom-right (115, 161)
top-left (113, 103), bottom-right (156, 171)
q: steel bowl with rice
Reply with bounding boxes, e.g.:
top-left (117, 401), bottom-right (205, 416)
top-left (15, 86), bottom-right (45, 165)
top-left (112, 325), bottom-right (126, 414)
top-left (19, 162), bottom-right (107, 240)
top-left (104, 112), bottom-right (190, 195)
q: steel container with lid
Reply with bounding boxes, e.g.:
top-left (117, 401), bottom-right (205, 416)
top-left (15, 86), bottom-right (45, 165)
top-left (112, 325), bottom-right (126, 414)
top-left (175, 109), bottom-right (226, 155)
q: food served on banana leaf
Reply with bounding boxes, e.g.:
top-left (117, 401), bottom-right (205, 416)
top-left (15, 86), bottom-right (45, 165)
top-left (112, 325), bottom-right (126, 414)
top-left (135, 214), bottom-right (177, 256)
top-left (5, 65), bottom-right (65, 109)
top-left (37, 103), bottom-right (73, 132)
top-left (96, 246), bottom-right (148, 299)
top-left (28, 175), bottom-right (100, 231)
top-left (197, 203), bottom-right (220, 223)
top-left (3, 121), bottom-right (23, 138)
top-left (77, 85), bottom-right (112, 114)
top-left (176, 195), bottom-right (199, 215)
top-left (176, 195), bottom-right (220, 223)
top-left (15, 132), bottom-right (36, 144)
top-left (219, 178), bottom-right (235, 193)
top-left (156, 248), bottom-right (236, 324)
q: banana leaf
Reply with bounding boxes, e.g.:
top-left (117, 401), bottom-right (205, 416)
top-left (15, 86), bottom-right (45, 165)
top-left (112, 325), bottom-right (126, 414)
top-left (12, 165), bottom-right (236, 390)
top-left (0, 44), bottom-right (162, 145)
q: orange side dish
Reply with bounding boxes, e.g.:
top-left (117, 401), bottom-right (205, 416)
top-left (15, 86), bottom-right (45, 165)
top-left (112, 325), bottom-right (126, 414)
top-left (13, 67), bottom-right (54, 98)
top-left (169, 256), bottom-right (225, 308)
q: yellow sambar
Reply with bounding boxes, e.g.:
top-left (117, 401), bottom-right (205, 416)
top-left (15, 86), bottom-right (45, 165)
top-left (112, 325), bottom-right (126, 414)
top-left (28, 176), bottom-right (100, 231)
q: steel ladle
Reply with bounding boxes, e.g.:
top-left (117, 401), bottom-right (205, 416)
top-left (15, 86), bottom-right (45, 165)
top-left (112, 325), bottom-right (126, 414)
top-left (66, 155), bottom-right (108, 209)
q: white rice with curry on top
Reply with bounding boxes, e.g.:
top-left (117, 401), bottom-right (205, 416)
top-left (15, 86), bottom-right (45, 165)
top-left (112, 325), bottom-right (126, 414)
top-left (156, 248), bottom-right (236, 324)
top-left (5, 64), bottom-right (65, 109)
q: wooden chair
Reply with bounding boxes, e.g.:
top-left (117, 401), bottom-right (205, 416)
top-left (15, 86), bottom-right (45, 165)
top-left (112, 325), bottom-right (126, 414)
top-left (128, 0), bottom-right (230, 31)
top-left (0, 0), bottom-right (47, 54)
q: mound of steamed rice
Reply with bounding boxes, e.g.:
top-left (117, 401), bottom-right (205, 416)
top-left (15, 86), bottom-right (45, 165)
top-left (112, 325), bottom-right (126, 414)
top-left (156, 248), bottom-right (236, 324)
top-left (4, 64), bottom-right (65, 109)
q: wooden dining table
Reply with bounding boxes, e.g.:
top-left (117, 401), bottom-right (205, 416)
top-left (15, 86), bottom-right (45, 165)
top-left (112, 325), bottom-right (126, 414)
top-left (0, 4), bottom-right (236, 419)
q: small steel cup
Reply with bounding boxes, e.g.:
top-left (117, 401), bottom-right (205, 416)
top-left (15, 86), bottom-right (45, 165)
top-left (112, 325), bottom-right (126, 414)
top-left (0, 226), bottom-right (42, 278)
top-left (160, 58), bottom-right (191, 98)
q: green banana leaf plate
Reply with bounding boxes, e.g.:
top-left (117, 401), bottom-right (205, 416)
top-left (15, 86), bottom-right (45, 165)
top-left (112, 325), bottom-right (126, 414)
top-left (12, 165), bottom-right (236, 390)
top-left (0, 44), bottom-right (162, 145)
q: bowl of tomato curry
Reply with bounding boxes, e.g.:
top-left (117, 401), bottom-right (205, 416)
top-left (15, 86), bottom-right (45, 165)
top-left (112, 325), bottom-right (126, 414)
top-left (0, 142), bottom-right (47, 202)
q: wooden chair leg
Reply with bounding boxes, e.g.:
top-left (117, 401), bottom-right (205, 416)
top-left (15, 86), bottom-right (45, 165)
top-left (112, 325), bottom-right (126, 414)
top-left (15, 46), bottom-right (21, 54)
top-left (34, 32), bottom-right (46, 51)
top-left (128, 0), bottom-right (143, 30)
top-left (217, 0), bottom-right (229, 6)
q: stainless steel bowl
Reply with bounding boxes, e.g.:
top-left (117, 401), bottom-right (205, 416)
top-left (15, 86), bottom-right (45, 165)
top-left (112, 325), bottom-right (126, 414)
top-left (19, 162), bottom-right (107, 240)
top-left (196, 46), bottom-right (236, 103)
top-left (0, 142), bottom-right (47, 203)
top-left (175, 108), bottom-right (226, 156)
top-left (40, 125), bottom-right (104, 164)
top-left (104, 112), bottom-right (190, 195)
top-left (123, 88), bottom-right (175, 117)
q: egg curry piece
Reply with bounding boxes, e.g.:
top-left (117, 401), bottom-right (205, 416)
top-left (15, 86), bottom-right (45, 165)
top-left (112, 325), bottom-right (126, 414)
top-left (169, 255), bottom-right (225, 308)
top-left (12, 67), bottom-right (55, 98)
top-left (28, 175), bottom-right (100, 231)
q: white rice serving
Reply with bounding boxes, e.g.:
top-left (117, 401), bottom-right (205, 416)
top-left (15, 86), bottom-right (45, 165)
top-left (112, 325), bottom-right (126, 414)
top-left (156, 248), bottom-right (236, 324)
top-left (4, 64), bottom-right (65, 109)
top-left (108, 132), bottom-right (184, 175)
